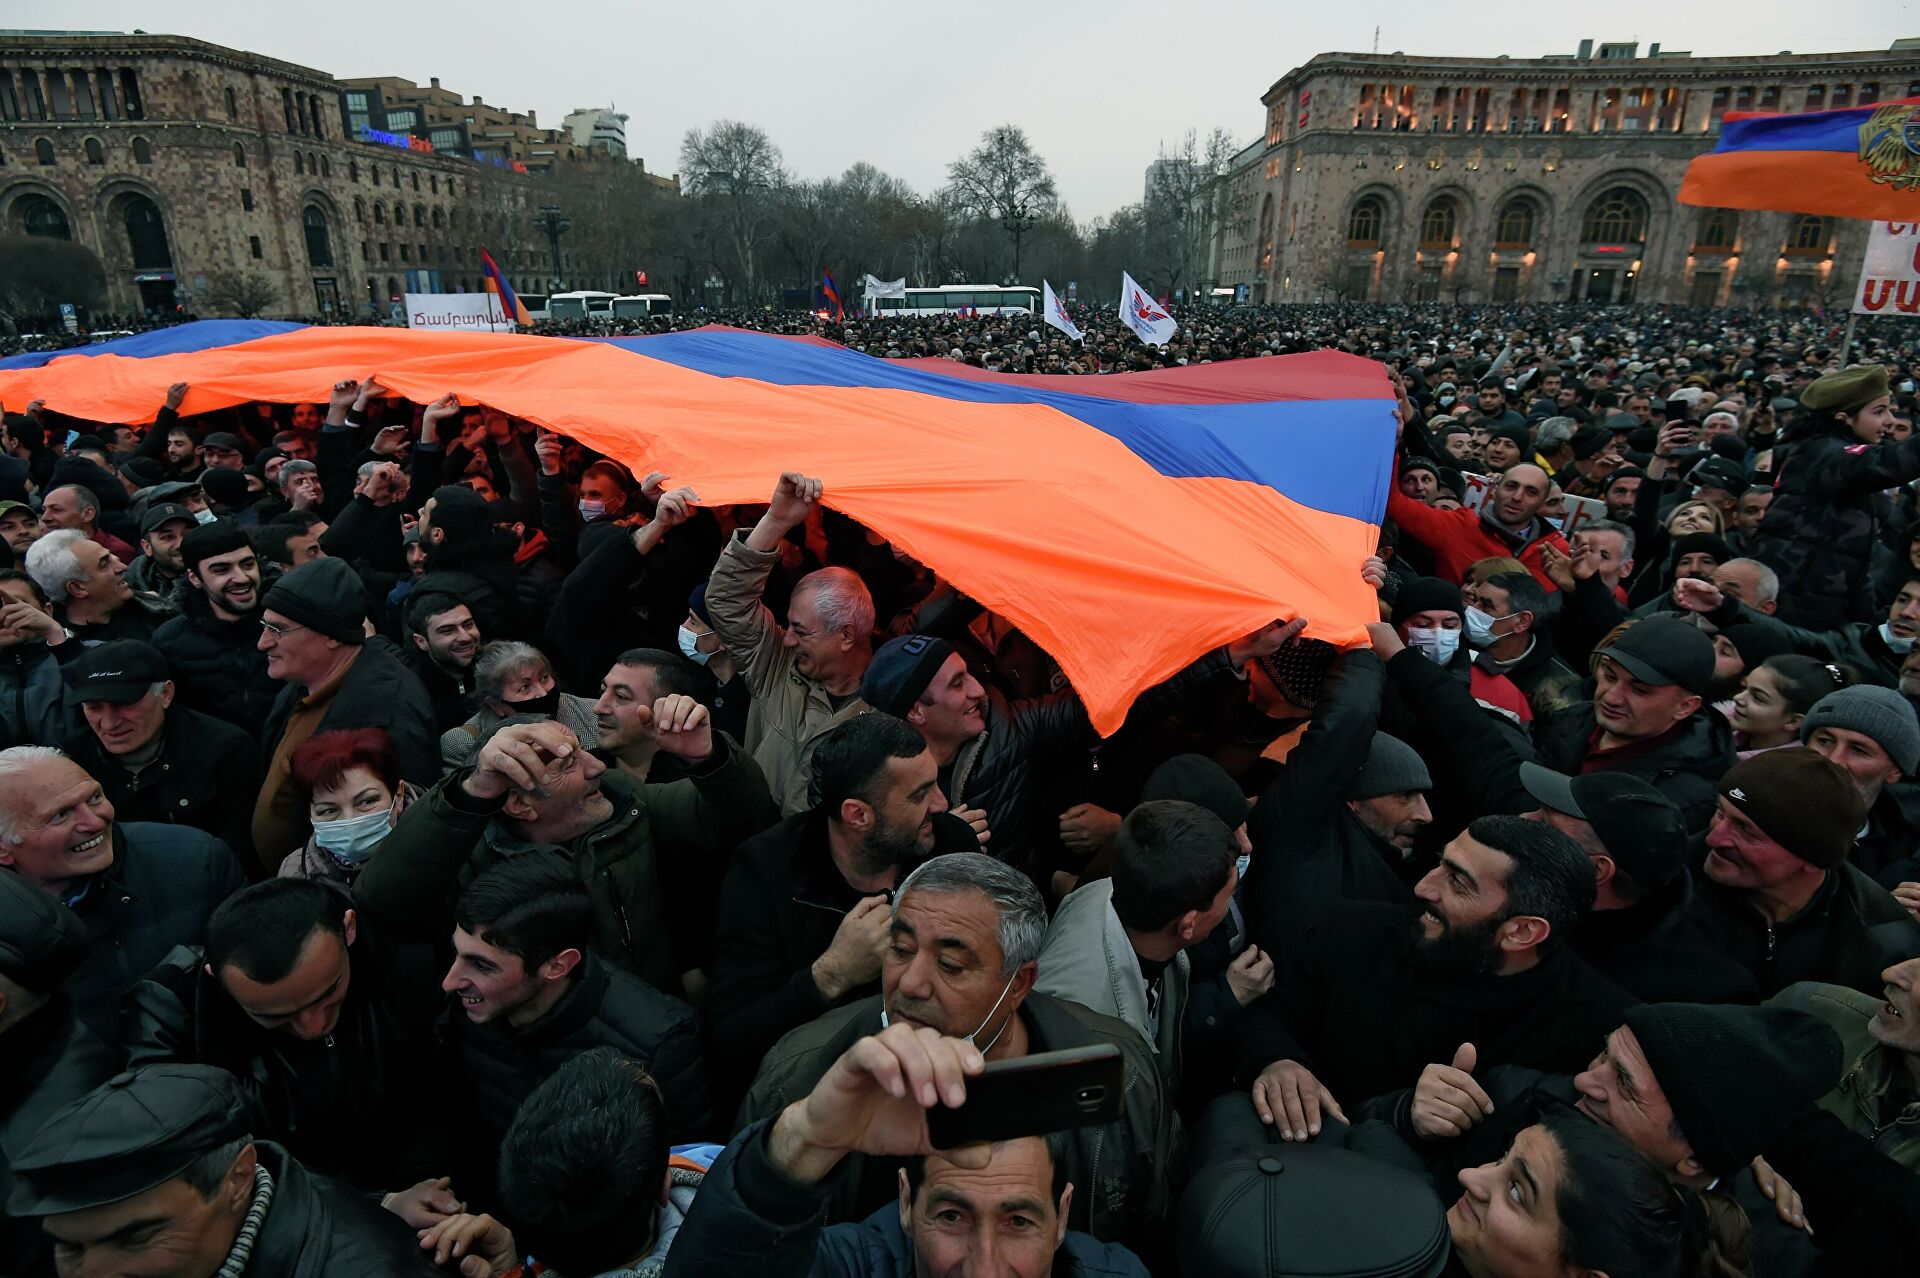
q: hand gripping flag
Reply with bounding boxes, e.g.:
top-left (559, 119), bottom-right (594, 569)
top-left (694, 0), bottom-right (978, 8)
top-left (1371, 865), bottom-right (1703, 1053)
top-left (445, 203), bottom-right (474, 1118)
top-left (0, 322), bottom-right (1396, 735)
top-left (1120, 272), bottom-right (1177, 347)
top-left (478, 249), bottom-right (530, 326)
top-left (1679, 96), bottom-right (1920, 221)
top-left (1042, 281), bottom-right (1084, 342)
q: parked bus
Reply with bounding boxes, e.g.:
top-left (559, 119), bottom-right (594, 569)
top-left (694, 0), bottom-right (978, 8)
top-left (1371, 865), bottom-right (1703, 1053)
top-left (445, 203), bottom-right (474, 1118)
top-left (611, 294), bottom-right (675, 318)
top-left (518, 293), bottom-right (550, 322)
top-left (864, 284), bottom-right (1039, 317)
top-left (547, 290), bottom-right (619, 321)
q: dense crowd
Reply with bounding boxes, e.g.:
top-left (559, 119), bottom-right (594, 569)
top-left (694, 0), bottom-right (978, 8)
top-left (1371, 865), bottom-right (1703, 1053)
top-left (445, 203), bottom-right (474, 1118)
top-left (0, 301), bottom-right (1918, 1278)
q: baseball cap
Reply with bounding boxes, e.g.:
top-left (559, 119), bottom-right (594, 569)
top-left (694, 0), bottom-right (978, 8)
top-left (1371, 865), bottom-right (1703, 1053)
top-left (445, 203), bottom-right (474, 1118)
top-left (199, 432), bottom-right (245, 455)
top-left (1598, 616), bottom-right (1716, 696)
top-left (139, 502), bottom-right (197, 536)
top-left (62, 639), bottom-right (170, 706)
top-left (1519, 763), bottom-right (1688, 892)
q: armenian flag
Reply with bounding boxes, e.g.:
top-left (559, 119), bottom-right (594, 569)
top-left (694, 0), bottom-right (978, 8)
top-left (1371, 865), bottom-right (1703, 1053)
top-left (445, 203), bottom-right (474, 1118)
top-left (479, 248), bottom-right (532, 326)
top-left (0, 322), bottom-right (1396, 734)
top-left (1679, 96), bottom-right (1920, 221)
top-left (821, 271), bottom-right (844, 322)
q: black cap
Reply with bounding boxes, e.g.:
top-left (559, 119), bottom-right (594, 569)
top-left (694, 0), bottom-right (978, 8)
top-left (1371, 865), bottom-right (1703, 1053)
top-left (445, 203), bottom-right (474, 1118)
top-left (199, 432), bottom-right (245, 456)
top-left (1518, 763), bottom-right (1687, 892)
top-left (1687, 455), bottom-right (1749, 497)
top-left (1142, 754), bottom-right (1251, 831)
top-left (1598, 616), bottom-right (1716, 696)
top-left (0, 869), bottom-right (89, 995)
top-left (6, 1065), bottom-right (253, 1216)
top-left (62, 640), bottom-right (169, 707)
top-left (139, 502), bottom-right (196, 536)
top-left (861, 634), bottom-right (957, 718)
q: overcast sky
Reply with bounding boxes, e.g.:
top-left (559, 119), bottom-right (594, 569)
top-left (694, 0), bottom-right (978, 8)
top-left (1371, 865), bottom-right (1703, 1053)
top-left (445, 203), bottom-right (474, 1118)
top-left (16, 0), bottom-right (1912, 218)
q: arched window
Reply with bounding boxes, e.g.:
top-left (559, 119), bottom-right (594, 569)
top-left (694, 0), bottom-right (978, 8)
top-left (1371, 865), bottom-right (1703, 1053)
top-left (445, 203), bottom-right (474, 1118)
top-left (1581, 187), bottom-right (1648, 243)
top-left (431, 206), bottom-right (444, 228)
top-left (225, 86), bottom-right (238, 117)
top-left (294, 150), bottom-right (305, 175)
top-left (393, 203), bottom-right (407, 226)
top-left (1788, 214), bottom-right (1830, 254)
top-left (414, 203), bottom-right (426, 228)
top-left (20, 195), bottom-right (70, 239)
top-left (386, 276), bottom-right (399, 301)
top-left (350, 159), bottom-right (359, 182)
top-left (373, 203), bottom-right (385, 224)
top-left (1347, 196), bottom-right (1384, 246)
top-left (411, 172), bottom-right (420, 192)
top-left (233, 142), bottom-right (248, 168)
top-left (371, 166), bottom-right (381, 186)
top-left (1694, 207), bottom-right (1738, 251)
top-left (34, 138), bottom-right (54, 166)
top-left (303, 205), bottom-right (334, 267)
top-left (132, 137), bottom-right (152, 165)
top-left (354, 195), bottom-right (366, 222)
top-left (84, 137), bottom-right (104, 165)
top-left (319, 156), bottom-right (330, 178)
top-left (1419, 196), bottom-right (1457, 249)
top-left (124, 196), bottom-right (173, 269)
top-left (430, 175), bottom-right (438, 194)
top-left (1494, 199), bottom-right (1535, 248)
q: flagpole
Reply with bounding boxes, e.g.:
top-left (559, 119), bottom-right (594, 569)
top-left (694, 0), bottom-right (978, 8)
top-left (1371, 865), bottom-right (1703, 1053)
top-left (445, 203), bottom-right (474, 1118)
top-left (1840, 311), bottom-right (1858, 362)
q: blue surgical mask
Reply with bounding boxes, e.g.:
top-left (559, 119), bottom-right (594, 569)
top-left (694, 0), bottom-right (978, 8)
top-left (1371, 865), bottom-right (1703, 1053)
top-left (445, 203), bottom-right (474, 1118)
top-left (1881, 622), bottom-right (1916, 655)
top-left (678, 625), bottom-right (714, 667)
top-left (192, 507), bottom-right (217, 525)
top-left (578, 498), bottom-right (607, 521)
top-left (1463, 606), bottom-right (1504, 649)
top-left (1406, 625), bottom-right (1461, 666)
top-left (311, 806), bottom-right (393, 864)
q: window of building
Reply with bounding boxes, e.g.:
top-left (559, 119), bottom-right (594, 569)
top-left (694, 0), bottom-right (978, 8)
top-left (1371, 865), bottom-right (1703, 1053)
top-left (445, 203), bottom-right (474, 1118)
top-left (1859, 83), bottom-right (1880, 106)
top-left (379, 242), bottom-right (390, 261)
top-left (413, 203), bottom-right (425, 227)
top-left (225, 86), bottom-right (238, 117)
top-left (118, 69), bottom-right (142, 120)
top-left (1494, 200), bottom-right (1535, 249)
top-left (399, 243), bottom-right (411, 261)
top-left (1760, 85), bottom-right (1781, 110)
top-left (393, 203), bottom-right (406, 226)
top-left (304, 205), bottom-right (334, 267)
top-left (320, 156), bottom-right (330, 178)
top-left (1787, 214), bottom-right (1830, 255)
top-left (282, 88), bottom-right (297, 132)
top-left (20, 195), bottom-right (69, 238)
top-left (361, 241), bottom-right (370, 263)
top-left (387, 107), bottom-right (418, 129)
top-left (34, 137), bottom-right (53, 165)
top-left (294, 151), bottom-right (305, 175)
top-left (241, 188), bottom-right (254, 212)
top-left (250, 234), bottom-right (263, 259)
top-left (132, 137), bottom-right (151, 165)
top-left (374, 203), bottom-right (385, 224)
top-left (430, 175), bottom-right (438, 194)
top-left (1582, 187), bottom-right (1647, 242)
top-left (84, 137), bottom-right (104, 165)
top-left (346, 91), bottom-right (368, 112)
top-left (411, 171), bottom-right (420, 192)
top-left (371, 165), bottom-right (381, 186)
top-left (124, 195), bottom-right (172, 269)
top-left (234, 142), bottom-right (248, 168)
top-left (355, 196), bottom-right (366, 221)
top-left (1419, 197), bottom-right (1457, 249)
top-left (1806, 85), bottom-right (1826, 109)
top-left (1734, 86), bottom-right (1755, 111)
top-left (1831, 84), bottom-right (1852, 108)
top-left (1694, 207), bottom-right (1738, 251)
top-left (1346, 196), bottom-right (1383, 247)
top-left (350, 159), bottom-right (359, 181)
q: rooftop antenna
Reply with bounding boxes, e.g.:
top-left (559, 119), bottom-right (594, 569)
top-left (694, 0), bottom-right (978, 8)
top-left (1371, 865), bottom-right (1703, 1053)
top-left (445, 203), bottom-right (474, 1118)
top-left (1373, 25), bottom-right (1380, 53)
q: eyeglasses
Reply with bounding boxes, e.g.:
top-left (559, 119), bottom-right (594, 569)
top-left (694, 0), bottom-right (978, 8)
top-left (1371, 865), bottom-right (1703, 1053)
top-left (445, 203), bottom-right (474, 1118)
top-left (259, 619), bottom-right (306, 640)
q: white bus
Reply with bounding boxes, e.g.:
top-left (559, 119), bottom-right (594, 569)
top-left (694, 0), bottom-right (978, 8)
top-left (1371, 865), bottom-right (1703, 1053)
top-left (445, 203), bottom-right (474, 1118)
top-left (611, 293), bottom-right (676, 318)
top-left (864, 284), bottom-right (1040, 317)
top-left (547, 290), bottom-right (620, 321)
top-left (518, 293), bottom-right (550, 322)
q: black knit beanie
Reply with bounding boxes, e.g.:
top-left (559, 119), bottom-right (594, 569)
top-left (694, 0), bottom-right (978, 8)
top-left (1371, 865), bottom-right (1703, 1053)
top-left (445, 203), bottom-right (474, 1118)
top-left (429, 485), bottom-right (492, 546)
top-left (262, 557), bottom-right (366, 645)
top-left (1390, 576), bottom-right (1462, 626)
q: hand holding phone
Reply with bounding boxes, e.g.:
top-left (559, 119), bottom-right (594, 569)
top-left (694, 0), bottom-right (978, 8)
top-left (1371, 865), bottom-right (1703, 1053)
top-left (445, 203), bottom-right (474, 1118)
top-left (925, 1043), bottom-right (1123, 1149)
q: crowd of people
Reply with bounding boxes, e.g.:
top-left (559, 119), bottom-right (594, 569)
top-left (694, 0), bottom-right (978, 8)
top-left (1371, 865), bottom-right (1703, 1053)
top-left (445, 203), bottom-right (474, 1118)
top-left (0, 301), bottom-right (1918, 1277)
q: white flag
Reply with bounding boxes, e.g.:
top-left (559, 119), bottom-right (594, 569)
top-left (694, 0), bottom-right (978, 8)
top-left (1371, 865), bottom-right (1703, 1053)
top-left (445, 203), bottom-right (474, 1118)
top-left (862, 274), bottom-right (907, 300)
top-left (1042, 281), bottom-right (1083, 341)
top-left (1119, 272), bottom-right (1177, 346)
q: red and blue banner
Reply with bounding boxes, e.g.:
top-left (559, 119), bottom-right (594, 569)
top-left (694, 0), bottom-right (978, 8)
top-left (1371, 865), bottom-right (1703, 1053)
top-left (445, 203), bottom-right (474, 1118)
top-left (0, 322), bottom-right (1395, 732)
top-left (820, 271), bottom-right (844, 322)
top-left (479, 248), bottom-right (531, 326)
top-left (1679, 96), bottom-right (1920, 221)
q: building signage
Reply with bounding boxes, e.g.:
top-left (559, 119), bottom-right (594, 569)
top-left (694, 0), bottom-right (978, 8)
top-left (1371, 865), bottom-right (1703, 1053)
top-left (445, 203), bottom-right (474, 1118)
top-left (356, 124), bottom-right (434, 153)
top-left (1853, 222), bottom-right (1920, 316)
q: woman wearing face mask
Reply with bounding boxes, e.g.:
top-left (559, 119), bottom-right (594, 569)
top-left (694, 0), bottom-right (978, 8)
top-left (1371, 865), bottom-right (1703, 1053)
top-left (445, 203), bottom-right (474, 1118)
top-left (281, 728), bottom-right (418, 889)
top-left (1729, 655), bottom-right (1855, 759)
top-left (441, 640), bottom-right (600, 771)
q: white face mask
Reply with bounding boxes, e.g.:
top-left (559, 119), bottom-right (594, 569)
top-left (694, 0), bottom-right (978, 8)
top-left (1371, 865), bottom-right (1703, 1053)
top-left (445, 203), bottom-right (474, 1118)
top-left (880, 970), bottom-right (1021, 1056)
top-left (1881, 622), bottom-right (1916, 654)
top-left (1463, 605), bottom-right (1503, 649)
top-left (578, 498), bottom-right (607, 521)
top-left (1406, 626), bottom-right (1461, 666)
top-left (677, 624), bottom-right (714, 667)
top-left (192, 507), bottom-right (217, 525)
top-left (311, 805), bottom-right (393, 863)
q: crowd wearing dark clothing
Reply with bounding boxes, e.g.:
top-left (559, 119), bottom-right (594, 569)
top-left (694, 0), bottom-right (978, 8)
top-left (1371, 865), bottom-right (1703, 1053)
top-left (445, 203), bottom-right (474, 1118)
top-left (3, 300), bottom-right (1920, 1278)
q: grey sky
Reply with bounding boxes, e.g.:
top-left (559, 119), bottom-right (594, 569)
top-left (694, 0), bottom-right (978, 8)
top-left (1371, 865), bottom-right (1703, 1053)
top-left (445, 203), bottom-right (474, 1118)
top-left (13, 0), bottom-right (1912, 219)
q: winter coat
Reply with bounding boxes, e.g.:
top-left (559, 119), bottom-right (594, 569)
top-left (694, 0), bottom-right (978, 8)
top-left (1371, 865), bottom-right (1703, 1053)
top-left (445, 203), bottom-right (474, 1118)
top-left (1532, 702), bottom-right (1737, 833)
top-left (734, 992), bottom-right (1176, 1251)
top-left (64, 704), bottom-right (260, 863)
top-left (705, 532), bottom-right (869, 815)
top-left (1386, 465), bottom-right (1570, 593)
top-left (1034, 877), bottom-right (1188, 1093)
top-left (123, 553), bottom-right (185, 600)
top-left (150, 579), bottom-right (283, 738)
top-left (1695, 594), bottom-right (1902, 688)
top-left (1855, 783), bottom-right (1920, 888)
top-left (66, 821), bottom-right (247, 1046)
top-left (1749, 427), bottom-right (1920, 630)
top-left (547, 509), bottom-right (723, 690)
top-left (0, 999), bottom-right (116, 1278)
top-left (1233, 901), bottom-right (1639, 1106)
top-left (356, 735), bottom-right (775, 996)
top-left (440, 692), bottom-right (600, 771)
top-left (702, 806), bottom-right (978, 1095)
top-left (661, 1119), bottom-right (1150, 1278)
top-left (121, 924), bottom-right (447, 1191)
top-left (403, 641), bottom-right (479, 734)
top-left (1771, 981), bottom-right (1920, 1174)
top-left (58, 587), bottom-right (177, 646)
top-left (0, 639), bottom-right (75, 746)
top-left (1685, 845), bottom-right (1920, 997)
top-left (232, 1142), bottom-right (445, 1276)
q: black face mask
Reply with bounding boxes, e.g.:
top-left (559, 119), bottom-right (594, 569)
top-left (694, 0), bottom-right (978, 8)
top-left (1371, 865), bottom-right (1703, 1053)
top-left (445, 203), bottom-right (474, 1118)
top-left (506, 686), bottom-right (561, 718)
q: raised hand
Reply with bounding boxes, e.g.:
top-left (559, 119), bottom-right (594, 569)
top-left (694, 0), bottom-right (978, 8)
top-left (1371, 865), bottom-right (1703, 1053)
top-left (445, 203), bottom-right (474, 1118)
top-left (769, 471), bottom-right (823, 526)
top-left (1410, 1043), bottom-right (1495, 1140)
top-left (164, 382), bottom-right (190, 411)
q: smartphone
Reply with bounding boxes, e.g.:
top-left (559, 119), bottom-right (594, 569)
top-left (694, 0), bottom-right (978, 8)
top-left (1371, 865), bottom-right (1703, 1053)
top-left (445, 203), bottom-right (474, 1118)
top-left (925, 1043), bottom-right (1124, 1149)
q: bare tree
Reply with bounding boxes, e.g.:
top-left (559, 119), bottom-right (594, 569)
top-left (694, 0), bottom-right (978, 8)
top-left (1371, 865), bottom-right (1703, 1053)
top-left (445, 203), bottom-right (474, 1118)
top-left (203, 268), bottom-right (280, 318)
top-left (1140, 128), bottom-right (1238, 301)
top-left (944, 125), bottom-right (1058, 279)
top-left (680, 120), bottom-right (785, 303)
top-left (0, 236), bottom-right (106, 331)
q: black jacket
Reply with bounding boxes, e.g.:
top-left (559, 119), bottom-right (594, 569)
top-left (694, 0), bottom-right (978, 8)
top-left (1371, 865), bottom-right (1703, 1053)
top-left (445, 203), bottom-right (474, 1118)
top-left (66, 821), bottom-right (247, 1046)
top-left (1856, 783), bottom-right (1920, 888)
top-left (1532, 703), bottom-right (1736, 833)
top-left (0, 1000), bottom-right (116, 1278)
top-left (121, 925), bottom-right (447, 1192)
top-left (703, 807), bottom-right (978, 1093)
top-left (151, 581), bottom-right (282, 738)
top-left (546, 511), bottom-right (722, 690)
top-left (236, 1142), bottom-right (445, 1276)
top-left (402, 642), bottom-right (478, 734)
top-left (1234, 901), bottom-right (1638, 1106)
top-left (64, 705), bottom-right (260, 864)
top-left (1685, 846), bottom-right (1920, 997)
top-left (57, 589), bottom-right (177, 647)
top-left (0, 640), bottom-right (76, 747)
top-left (1695, 595), bottom-right (1902, 688)
top-left (261, 638), bottom-right (440, 788)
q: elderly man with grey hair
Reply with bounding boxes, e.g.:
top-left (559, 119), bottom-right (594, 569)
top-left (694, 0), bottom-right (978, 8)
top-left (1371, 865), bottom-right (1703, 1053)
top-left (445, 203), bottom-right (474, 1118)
top-left (25, 527), bottom-right (175, 645)
top-left (734, 850), bottom-right (1176, 1250)
top-left (1531, 415), bottom-right (1580, 474)
top-left (0, 744), bottom-right (243, 1046)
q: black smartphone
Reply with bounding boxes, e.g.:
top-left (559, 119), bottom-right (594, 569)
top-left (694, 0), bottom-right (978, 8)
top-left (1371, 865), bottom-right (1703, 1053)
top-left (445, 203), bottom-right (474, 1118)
top-left (925, 1044), bottom-right (1124, 1149)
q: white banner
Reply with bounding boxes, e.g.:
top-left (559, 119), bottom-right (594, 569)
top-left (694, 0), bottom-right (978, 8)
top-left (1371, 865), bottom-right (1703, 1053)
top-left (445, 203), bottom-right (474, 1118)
top-left (1119, 271), bottom-right (1177, 346)
top-left (861, 274), bottom-right (907, 300)
top-left (1852, 222), bottom-right (1920, 317)
top-left (1042, 280), bottom-right (1083, 341)
top-left (404, 292), bottom-right (511, 331)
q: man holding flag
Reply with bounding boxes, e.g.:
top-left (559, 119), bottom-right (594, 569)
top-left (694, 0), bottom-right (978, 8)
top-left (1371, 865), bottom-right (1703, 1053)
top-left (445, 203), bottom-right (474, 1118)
top-left (1043, 281), bottom-right (1083, 342)
top-left (1119, 271), bottom-right (1177, 347)
top-left (821, 271), bottom-right (844, 323)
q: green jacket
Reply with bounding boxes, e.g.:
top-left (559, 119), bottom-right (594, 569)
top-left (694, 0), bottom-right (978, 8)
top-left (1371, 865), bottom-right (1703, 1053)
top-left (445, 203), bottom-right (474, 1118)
top-left (705, 532), bottom-right (867, 815)
top-left (733, 991), bottom-right (1177, 1250)
top-left (355, 735), bottom-right (775, 995)
top-left (1771, 981), bottom-right (1920, 1173)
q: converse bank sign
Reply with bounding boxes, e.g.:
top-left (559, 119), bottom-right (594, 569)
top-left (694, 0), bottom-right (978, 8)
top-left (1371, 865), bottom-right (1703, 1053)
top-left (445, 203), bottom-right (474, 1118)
top-left (404, 293), bottom-right (513, 331)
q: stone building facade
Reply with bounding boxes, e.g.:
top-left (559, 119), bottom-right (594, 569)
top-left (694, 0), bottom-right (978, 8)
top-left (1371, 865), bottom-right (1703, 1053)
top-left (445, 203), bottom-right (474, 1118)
top-left (0, 32), bottom-right (673, 320)
top-left (1224, 38), bottom-right (1920, 307)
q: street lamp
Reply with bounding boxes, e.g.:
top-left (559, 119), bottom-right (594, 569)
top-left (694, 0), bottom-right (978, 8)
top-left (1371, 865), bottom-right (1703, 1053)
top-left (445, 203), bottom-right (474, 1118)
top-left (534, 205), bottom-right (570, 291)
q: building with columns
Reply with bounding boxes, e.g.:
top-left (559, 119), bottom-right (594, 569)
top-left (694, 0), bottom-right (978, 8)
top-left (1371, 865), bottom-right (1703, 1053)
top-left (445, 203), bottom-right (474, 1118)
top-left (1225, 37), bottom-right (1920, 307)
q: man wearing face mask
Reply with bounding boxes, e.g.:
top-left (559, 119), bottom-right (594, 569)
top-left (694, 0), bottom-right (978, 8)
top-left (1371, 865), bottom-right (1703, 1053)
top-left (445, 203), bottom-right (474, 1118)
top-left (1669, 568), bottom-right (1920, 690)
top-left (1389, 576), bottom-right (1535, 729)
top-left (1461, 570), bottom-right (1580, 715)
top-left (679, 580), bottom-right (751, 744)
top-left (734, 852), bottom-right (1172, 1251)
